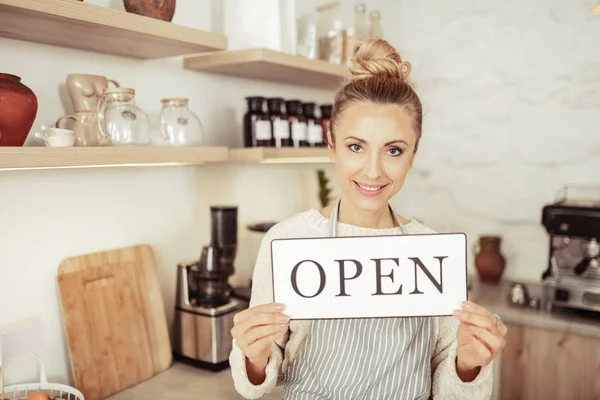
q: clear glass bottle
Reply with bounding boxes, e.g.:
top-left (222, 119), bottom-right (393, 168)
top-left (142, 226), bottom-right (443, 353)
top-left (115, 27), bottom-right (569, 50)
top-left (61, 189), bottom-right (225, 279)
top-left (96, 88), bottom-right (151, 146)
top-left (342, 3), bottom-right (369, 66)
top-left (159, 98), bottom-right (204, 146)
top-left (369, 10), bottom-right (383, 39)
top-left (354, 3), bottom-right (369, 41)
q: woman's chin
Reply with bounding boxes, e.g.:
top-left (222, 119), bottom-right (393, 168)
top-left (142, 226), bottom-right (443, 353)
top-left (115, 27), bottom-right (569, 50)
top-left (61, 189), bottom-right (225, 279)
top-left (348, 191), bottom-right (391, 212)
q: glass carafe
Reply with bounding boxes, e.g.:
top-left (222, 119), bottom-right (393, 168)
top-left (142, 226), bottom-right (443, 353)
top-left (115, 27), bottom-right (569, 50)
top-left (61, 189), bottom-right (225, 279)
top-left (96, 88), bottom-right (151, 146)
top-left (158, 97), bottom-right (204, 146)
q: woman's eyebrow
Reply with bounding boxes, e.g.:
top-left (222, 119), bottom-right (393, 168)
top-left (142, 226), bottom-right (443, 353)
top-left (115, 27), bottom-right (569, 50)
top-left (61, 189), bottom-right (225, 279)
top-left (344, 136), bottom-right (408, 146)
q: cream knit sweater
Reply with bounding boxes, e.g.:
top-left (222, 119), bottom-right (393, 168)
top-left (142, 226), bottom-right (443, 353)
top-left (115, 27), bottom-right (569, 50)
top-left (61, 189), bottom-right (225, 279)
top-left (230, 209), bottom-right (494, 400)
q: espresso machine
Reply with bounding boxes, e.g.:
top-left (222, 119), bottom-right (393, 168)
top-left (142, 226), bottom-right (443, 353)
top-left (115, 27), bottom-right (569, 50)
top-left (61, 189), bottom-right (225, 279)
top-left (541, 186), bottom-right (600, 314)
top-left (172, 206), bottom-right (243, 371)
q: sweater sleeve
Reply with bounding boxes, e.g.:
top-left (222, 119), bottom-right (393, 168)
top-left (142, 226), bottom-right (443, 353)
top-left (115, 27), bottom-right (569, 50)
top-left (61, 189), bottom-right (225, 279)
top-left (230, 227), bottom-right (286, 399)
top-left (430, 316), bottom-right (494, 400)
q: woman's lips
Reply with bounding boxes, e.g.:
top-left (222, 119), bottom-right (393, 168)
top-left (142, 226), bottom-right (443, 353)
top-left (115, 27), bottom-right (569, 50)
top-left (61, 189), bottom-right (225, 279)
top-left (353, 181), bottom-right (388, 196)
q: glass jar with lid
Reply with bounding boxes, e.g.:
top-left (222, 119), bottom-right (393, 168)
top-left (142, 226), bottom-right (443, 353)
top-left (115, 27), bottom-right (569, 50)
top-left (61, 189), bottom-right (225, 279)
top-left (96, 87), bottom-right (151, 146)
top-left (158, 97), bottom-right (204, 146)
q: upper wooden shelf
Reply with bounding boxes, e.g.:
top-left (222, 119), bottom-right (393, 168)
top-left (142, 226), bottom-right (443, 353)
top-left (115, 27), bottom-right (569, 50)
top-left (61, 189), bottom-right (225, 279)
top-left (0, 146), bottom-right (229, 171)
top-left (184, 48), bottom-right (347, 89)
top-left (229, 147), bottom-right (330, 164)
top-left (0, 0), bottom-right (227, 59)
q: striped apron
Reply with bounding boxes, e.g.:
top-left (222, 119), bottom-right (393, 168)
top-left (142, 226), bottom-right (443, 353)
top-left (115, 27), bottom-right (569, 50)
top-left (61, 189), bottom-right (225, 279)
top-left (282, 200), bottom-right (435, 400)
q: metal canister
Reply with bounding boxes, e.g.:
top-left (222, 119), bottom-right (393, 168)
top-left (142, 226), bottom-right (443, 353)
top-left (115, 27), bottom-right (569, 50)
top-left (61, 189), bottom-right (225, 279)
top-left (508, 282), bottom-right (530, 307)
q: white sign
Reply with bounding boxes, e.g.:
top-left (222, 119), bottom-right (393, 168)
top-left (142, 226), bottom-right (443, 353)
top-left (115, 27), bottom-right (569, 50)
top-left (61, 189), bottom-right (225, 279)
top-left (271, 233), bottom-right (468, 320)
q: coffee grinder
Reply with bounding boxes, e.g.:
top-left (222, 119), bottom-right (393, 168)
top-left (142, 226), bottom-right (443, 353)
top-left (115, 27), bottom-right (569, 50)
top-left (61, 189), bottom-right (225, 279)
top-left (173, 206), bottom-right (241, 371)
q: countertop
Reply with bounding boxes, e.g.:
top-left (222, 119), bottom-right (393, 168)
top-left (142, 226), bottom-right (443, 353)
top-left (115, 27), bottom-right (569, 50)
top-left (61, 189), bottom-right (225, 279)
top-left (468, 278), bottom-right (600, 339)
top-left (108, 278), bottom-right (600, 400)
top-left (106, 362), bottom-right (283, 400)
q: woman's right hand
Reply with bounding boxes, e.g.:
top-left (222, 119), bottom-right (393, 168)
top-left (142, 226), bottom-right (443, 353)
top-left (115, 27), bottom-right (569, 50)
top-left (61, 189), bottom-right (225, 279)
top-left (231, 302), bottom-right (290, 368)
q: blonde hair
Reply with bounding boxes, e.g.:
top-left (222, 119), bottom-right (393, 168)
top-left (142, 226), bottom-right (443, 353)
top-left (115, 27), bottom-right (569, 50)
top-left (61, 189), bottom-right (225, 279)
top-left (329, 38), bottom-right (423, 152)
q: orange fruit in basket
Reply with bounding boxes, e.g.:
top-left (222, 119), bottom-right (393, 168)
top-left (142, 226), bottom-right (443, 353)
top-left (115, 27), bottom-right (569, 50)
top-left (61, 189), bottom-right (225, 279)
top-left (25, 392), bottom-right (50, 400)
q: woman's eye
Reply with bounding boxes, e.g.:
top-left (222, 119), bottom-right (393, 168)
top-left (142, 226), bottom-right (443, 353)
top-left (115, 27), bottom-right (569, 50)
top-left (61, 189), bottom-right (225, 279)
top-left (388, 147), bottom-right (403, 156)
top-left (349, 144), bottom-right (363, 152)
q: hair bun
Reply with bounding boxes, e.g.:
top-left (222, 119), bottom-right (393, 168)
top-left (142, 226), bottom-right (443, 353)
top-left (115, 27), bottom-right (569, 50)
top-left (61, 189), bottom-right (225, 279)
top-left (345, 38), bottom-right (411, 84)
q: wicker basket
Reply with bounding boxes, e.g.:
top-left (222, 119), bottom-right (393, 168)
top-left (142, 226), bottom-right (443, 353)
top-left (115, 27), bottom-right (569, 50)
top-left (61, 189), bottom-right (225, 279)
top-left (1, 352), bottom-right (84, 400)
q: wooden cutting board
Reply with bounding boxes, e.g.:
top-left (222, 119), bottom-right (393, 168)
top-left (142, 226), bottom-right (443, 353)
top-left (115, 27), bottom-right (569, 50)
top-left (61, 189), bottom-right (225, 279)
top-left (57, 245), bottom-right (172, 400)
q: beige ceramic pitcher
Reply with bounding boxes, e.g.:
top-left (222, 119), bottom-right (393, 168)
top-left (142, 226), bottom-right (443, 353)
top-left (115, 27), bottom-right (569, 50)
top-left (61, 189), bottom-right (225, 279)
top-left (66, 73), bottom-right (120, 113)
top-left (56, 111), bottom-right (100, 147)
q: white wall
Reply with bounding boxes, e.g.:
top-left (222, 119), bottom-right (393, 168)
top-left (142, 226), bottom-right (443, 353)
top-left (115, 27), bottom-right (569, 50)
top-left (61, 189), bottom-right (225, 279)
top-left (1, 0), bottom-right (599, 389)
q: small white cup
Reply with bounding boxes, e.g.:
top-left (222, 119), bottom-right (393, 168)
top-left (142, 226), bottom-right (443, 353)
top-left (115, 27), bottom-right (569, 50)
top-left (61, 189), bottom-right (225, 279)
top-left (44, 136), bottom-right (75, 147)
top-left (35, 126), bottom-right (75, 147)
top-left (41, 125), bottom-right (74, 137)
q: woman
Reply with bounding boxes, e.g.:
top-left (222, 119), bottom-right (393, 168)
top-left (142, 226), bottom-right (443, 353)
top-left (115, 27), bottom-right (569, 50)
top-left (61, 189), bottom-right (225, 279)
top-left (230, 38), bottom-right (507, 400)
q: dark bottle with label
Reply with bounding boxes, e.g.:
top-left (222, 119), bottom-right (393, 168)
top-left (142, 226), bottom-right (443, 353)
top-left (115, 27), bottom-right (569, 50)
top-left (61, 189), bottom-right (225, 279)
top-left (320, 104), bottom-right (333, 146)
top-left (267, 97), bottom-right (291, 148)
top-left (285, 100), bottom-right (308, 147)
top-left (302, 102), bottom-right (324, 147)
top-left (244, 96), bottom-right (273, 147)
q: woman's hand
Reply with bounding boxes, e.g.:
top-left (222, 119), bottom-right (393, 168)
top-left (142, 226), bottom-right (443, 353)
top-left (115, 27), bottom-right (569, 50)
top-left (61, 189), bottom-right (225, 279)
top-left (453, 301), bottom-right (507, 380)
top-left (231, 303), bottom-right (290, 369)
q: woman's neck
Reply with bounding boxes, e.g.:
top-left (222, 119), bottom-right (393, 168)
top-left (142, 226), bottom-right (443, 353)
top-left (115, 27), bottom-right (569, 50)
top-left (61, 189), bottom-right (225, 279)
top-left (337, 198), bottom-right (397, 229)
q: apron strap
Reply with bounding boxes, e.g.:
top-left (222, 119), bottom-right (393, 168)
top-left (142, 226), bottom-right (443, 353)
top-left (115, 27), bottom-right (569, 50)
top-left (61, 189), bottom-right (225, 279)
top-left (327, 198), bottom-right (408, 238)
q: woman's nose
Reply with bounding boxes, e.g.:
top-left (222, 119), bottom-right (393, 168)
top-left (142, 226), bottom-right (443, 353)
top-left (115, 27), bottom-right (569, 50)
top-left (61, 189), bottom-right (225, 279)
top-left (364, 153), bottom-right (383, 180)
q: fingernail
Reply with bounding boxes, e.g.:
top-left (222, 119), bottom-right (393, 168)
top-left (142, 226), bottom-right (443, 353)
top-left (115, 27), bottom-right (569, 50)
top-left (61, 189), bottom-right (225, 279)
top-left (279, 323), bottom-right (289, 328)
top-left (278, 315), bottom-right (290, 323)
top-left (453, 310), bottom-right (463, 317)
top-left (275, 304), bottom-right (285, 311)
top-left (462, 301), bottom-right (472, 309)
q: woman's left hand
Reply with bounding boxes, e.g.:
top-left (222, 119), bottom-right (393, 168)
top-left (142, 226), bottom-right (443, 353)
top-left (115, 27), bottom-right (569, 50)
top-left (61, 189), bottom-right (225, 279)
top-left (453, 301), bottom-right (507, 376)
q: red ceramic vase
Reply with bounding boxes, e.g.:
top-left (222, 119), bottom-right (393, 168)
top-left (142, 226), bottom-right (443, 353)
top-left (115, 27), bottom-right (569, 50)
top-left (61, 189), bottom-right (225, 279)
top-left (0, 73), bottom-right (38, 147)
top-left (123, 0), bottom-right (176, 22)
top-left (474, 235), bottom-right (506, 284)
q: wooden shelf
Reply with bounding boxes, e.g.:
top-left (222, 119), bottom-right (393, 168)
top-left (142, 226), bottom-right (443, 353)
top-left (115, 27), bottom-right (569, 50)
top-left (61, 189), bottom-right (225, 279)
top-left (184, 48), bottom-right (347, 89)
top-left (0, 147), bottom-right (331, 171)
top-left (0, 0), bottom-right (227, 59)
top-left (0, 146), bottom-right (229, 171)
top-left (228, 147), bottom-right (330, 164)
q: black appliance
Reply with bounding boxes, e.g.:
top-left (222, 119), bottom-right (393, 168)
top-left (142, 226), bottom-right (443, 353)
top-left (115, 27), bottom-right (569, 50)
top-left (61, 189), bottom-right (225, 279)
top-left (172, 206), bottom-right (242, 371)
top-left (541, 186), bottom-right (600, 314)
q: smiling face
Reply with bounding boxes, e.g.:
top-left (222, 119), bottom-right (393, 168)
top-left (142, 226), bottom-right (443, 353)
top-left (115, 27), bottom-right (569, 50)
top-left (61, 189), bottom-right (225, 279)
top-left (328, 101), bottom-right (418, 213)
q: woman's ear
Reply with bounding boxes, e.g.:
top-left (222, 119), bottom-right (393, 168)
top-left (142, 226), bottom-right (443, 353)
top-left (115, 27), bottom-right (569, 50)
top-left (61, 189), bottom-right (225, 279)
top-left (327, 130), bottom-right (336, 163)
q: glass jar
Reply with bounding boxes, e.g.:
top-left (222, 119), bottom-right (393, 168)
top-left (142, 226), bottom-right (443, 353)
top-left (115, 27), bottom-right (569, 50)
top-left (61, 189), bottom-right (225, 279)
top-left (320, 104), bottom-right (332, 145)
top-left (96, 88), bottom-right (151, 146)
top-left (159, 98), bottom-right (204, 146)
top-left (267, 97), bottom-right (291, 148)
top-left (286, 100), bottom-right (308, 148)
top-left (243, 96), bottom-right (272, 147)
top-left (302, 102), bottom-right (323, 147)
